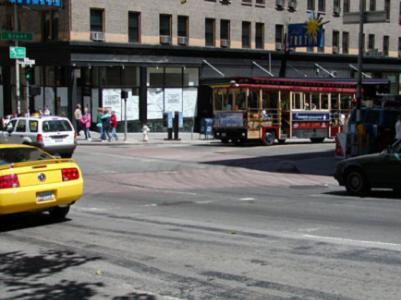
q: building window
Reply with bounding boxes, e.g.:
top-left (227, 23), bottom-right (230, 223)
top-left (333, 0), bottom-right (341, 16)
top-left (128, 12), bottom-right (140, 43)
top-left (90, 9), bottom-right (104, 32)
top-left (242, 21), bottom-right (251, 48)
top-left (220, 19), bottom-right (230, 47)
top-left (343, 0), bottom-right (350, 13)
top-left (342, 31), bottom-right (349, 54)
top-left (385, 0), bottom-right (391, 20)
top-left (255, 0), bottom-right (265, 7)
top-left (159, 14), bottom-right (172, 44)
top-left (332, 30), bottom-right (339, 53)
top-left (368, 34), bottom-right (375, 50)
top-left (369, 0), bottom-right (376, 11)
top-left (398, 37), bottom-right (401, 57)
top-left (205, 18), bottom-right (216, 46)
top-left (255, 22), bottom-right (264, 49)
top-left (307, 0), bottom-right (315, 10)
top-left (178, 15), bottom-right (189, 45)
top-left (275, 24), bottom-right (284, 50)
top-left (318, 0), bottom-right (326, 12)
top-left (52, 12), bottom-right (59, 40)
top-left (383, 35), bottom-right (389, 56)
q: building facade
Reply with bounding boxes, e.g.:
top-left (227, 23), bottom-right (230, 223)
top-left (1, 0), bottom-right (401, 130)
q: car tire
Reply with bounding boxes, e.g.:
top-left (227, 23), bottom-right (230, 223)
top-left (345, 169), bottom-right (370, 196)
top-left (262, 131), bottom-right (275, 146)
top-left (49, 206), bottom-right (70, 220)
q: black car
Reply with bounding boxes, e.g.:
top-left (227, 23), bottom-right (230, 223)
top-left (335, 140), bottom-right (401, 196)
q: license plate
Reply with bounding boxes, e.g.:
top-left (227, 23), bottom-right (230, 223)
top-left (54, 139), bottom-right (63, 143)
top-left (37, 191), bottom-right (55, 202)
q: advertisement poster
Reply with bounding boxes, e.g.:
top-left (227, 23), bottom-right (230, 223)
top-left (147, 88), bottom-right (164, 120)
top-left (183, 88), bottom-right (197, 118)
top-left (44, 87), bottom-right (55, 114)
top-left (121, 91), bottom-right (139, 121)
top-left (164, 88), bottom-right (182, 113)
top-left (102, 89), bottom-right (122, 120)
top-left (292, 112), bottom-right (330, 122)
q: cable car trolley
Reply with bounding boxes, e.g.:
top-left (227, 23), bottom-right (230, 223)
top-left (208, 77), bottom-right (389, 145)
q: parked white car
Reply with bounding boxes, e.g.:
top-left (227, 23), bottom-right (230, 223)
top-left (0, 116), bottom-right (76, 158)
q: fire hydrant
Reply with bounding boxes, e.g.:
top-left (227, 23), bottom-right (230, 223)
top-left (142, 124), bottom-right (150, 142)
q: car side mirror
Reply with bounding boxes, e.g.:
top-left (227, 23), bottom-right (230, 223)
top-left (6, 125), bottom-right (13, 134)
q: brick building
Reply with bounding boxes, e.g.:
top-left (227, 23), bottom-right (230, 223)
top-left (0, 0), bottom-right (400, 130)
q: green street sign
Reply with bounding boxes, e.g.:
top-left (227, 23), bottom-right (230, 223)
top-left (9, 47), bottom-right (26, 59)
top-left (1, 31), bottom-right (32, 41)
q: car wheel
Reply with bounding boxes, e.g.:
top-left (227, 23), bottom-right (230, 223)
top-left (345, 169), bottom-right (370, 196)
top-left (262, 131), bottom-right (275, 146)
top-left (49, 206), bottom-right (70, 220)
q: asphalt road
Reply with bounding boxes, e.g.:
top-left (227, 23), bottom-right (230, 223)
top-left (1, 141), bottom-right (401, 300)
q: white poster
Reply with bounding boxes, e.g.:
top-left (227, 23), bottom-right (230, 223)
top-left (102, 89), bottom-right (122, 120)
top-left (121, 91), bottom-right (139, 121)
top-left (45, 87), bottom-right (55, 114)
top-left (0, 85), bottom-right (3, 117)
top-left (147, 88), bottom-right (164, 120)
top-left (34, 87), bottom-right (44, 112)
top-left (164, 88), bottom-right (182, 113)
top-left (91, 89), bottom-right (99, 122)
top-left (183, 88), bottom-right (198, 117)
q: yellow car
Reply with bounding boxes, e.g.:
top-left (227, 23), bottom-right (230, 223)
top-left (0, 144), bottom-right (83, 219)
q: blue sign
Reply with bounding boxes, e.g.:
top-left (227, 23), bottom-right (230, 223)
top-left (215, 112), bottom-right (244, 128)
top-left (8, 0), bottom-right (62, 7)
top-left (288, 23), bottom-right (324, 48)
top-left (292, 112), bottom-right (330, 122)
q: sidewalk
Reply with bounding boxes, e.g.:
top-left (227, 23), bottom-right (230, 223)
top-left (76, 131), bottom-right (216, 145)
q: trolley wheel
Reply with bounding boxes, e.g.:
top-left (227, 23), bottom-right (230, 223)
top-left (262, 131), bottom-right (275, 146)
top-left (310, 137), bottom-right (325, 143)
top-left (278, 139), bottom-right (286, 144)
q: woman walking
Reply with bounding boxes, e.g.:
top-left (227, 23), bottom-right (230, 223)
top-left (110, 111), bottom-right (118, 141)
top-left (96, 108), bottom-right (104, 141)
top-left (81, 107), bottom-right (91, 141)
top-left (101, 109), bottom-right (112, 142)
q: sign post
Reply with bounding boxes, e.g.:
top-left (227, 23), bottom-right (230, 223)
top-left (121, 90), bottom-right (129, 142)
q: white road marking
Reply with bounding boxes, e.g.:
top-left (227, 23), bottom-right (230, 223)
top-left (195, 200), bottom-right (213, 204)
top-left (303, 234), bottom-right (401, 251)
top-left (144, 204), bottom-right (158, 207)
top-left (75, 207), bottom-right (106, 212)
top-left (238, 197), bottom-right (255, 201)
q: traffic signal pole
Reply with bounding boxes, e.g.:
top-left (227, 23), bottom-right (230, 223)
top-left (14, 3), bottom-right (21, 114)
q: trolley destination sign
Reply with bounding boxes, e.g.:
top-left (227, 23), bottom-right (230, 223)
top-left (0, 31), bottom-right (32, 41)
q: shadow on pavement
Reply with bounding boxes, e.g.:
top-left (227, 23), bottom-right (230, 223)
top-left (325, 190), bottom-right (401, 200)
top-left (0, 250), bottom-right (102, 299)
top-left (202, 149), bottom-right (337, 176)
top-left (0, 213), bottom-right (70, 233)
top-left (113, 293), bottom-right (157, 300)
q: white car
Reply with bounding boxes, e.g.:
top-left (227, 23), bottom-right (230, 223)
top-left (0, 116), bottom-right (76, 158)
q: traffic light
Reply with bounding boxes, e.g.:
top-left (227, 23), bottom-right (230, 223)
top-left (25, 67), bottom-right (32, 83)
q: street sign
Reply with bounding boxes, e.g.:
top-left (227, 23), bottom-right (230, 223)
top-left (0, 31), bottom-right (32, 41)
top-left (8, 0), bottom-right (62, 7)
top-left (343, 11), bottom-right (388, 24)
top-left (19, 57), bottom-right (36, 67)
top-left (9, 47), bottom-right (26, 59)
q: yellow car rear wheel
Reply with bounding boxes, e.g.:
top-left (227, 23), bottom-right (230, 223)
top-left (49, 206), bottom-right (70, 220)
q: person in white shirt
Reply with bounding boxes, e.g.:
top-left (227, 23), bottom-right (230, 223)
top-left (395, 115), bottom-right (401, 140)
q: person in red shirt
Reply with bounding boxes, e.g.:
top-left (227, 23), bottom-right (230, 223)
top-left (110, 111), bottom-right (118, 141)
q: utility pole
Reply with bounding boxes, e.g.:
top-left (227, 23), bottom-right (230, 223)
top-left (356, 0), bottom-right (365, 123)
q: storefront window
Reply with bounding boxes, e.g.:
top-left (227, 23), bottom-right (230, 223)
top-left (165, 68), bottom-right (182, 87)
top-left (183, 68), bottom-right (198, 87)
top-left (147, 67), bottom-right (164, 87)
top-left (122, 67), bottom-right (139, 87)
top-left (45, 66), bottom-right (55, 86)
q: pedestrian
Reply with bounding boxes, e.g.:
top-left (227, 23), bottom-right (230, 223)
top-left (142, 123), bottom-right (150, 142)
top-left (101, 108), bottom-right (112, 142)
top-left (74, 104), bottom-right (82, 136)
top-left (110, 111), bottom-right (118, 141)
top-left (43, 105), bottom-right (50, 116)
top-left (96, 108), bottom-right (104, 140)
top-left (395, 115), bottom-right (401, 141)
top-left (81, 107), bottom-right (92, 141)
